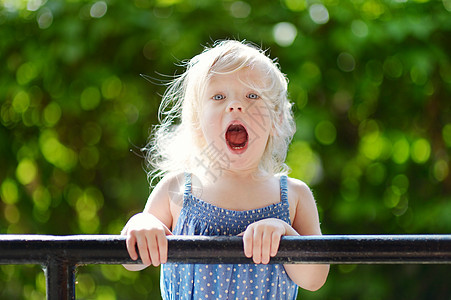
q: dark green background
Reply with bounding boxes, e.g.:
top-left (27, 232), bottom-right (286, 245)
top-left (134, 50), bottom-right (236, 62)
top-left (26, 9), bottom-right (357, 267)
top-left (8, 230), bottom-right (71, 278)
top-left (1, 0), bottom-right (450, 299)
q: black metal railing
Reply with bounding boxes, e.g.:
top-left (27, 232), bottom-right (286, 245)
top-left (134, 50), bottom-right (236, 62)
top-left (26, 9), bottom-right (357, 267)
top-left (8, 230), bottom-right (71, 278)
top-left (1, 234), bottom-right (450, 299)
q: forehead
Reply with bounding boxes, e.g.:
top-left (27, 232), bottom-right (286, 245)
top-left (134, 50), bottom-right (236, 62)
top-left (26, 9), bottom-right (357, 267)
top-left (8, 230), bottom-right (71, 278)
top-left (207, 67), bottom-right (268, 89)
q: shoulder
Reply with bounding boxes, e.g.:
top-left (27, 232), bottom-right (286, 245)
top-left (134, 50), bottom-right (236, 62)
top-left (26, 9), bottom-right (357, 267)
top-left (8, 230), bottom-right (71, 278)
top-left (285, 176), bottom-right (315, 206)
top-left (286, 176), bottom-right (313, 195)
top-left (145, 172), bottom-right (186, 208)
top-left (156, 172), bottom-right (186, 192)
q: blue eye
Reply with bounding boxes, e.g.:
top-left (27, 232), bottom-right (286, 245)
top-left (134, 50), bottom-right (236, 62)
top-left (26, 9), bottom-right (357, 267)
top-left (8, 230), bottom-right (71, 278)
top-left (212, 94), bottom-right (225, 100)
top-left (247, 93), bottom-right (260, 99)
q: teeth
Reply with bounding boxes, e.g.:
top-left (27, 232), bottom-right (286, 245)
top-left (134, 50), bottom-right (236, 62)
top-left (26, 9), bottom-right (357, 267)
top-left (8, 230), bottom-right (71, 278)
top-left (231, 146), bottom-right (245, 150)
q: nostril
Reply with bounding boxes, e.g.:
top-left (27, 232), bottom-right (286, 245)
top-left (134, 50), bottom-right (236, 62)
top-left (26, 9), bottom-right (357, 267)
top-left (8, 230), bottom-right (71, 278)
top-left (227, 101), bottom-right (244, 113)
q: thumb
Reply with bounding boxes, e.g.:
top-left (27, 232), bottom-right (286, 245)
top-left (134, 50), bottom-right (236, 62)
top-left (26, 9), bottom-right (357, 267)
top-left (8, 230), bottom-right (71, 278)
top-left (236, 232), bottom-right (245, 237)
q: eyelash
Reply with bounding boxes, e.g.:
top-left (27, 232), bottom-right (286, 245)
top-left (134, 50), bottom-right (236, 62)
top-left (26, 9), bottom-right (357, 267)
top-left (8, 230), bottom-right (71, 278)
top-left (247, 93), bottom-right (259, 100)
top-left (211, 93), bottom-right (260, 101)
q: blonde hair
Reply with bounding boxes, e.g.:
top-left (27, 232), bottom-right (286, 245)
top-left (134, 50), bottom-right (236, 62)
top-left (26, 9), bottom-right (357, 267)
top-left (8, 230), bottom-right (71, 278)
top-left (144, 40), bottom-right (295, 184)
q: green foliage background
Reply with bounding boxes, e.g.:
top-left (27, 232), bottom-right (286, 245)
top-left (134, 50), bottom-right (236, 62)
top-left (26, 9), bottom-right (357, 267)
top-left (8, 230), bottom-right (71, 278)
top-left (1, 0), bottom-right (450, 299)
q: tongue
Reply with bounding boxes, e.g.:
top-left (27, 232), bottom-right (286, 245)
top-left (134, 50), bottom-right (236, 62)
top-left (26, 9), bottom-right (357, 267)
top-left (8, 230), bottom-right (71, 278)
top-left (226, 125), bottom-right (247, 147)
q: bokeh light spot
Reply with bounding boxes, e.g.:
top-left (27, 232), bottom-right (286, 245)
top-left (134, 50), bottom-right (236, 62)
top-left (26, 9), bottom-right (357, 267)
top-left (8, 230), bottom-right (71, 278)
top-left (284, 0), bottom-right (307, 11)
top-left (411, 138), bottom-right (430, 164)
top-left (309, 4), bottom-right (329, 24)
top-left (80, 86), bottom-right (101, 111)
top-left (101, 76), bottom-right (122, 99)
top-left (39, 130), bottom-right (78, 171)
top-left (43, 102), bottom-right (62, 126)
top-left (16, 62), bottom-right (38, 85)
top-left (16, 158), bottom-right (38, 185)
top-left (12, 91), bottom-right (30, 113)
top-left (337, 52), bottom-right (356, 72)
top-left (37, 8), bottom-right (53, 29)
top-left (383, 56), bottom-right (403, 79)
top-left (315, 121), bottom-right (337, 145)
top-left (273, 22), bottom-right (297, 47)
top-left (359, 131), bottom-right (391, 161)
top-left (351, 20), bottom-right (368, 38)
top-left (96, 285), bottom-right (117, 299)
top-left (332, 90), bottom-right (353, 113)
top-left (361, 0), bottom-right (385, 19)
top-left (27, 0), bottom-right (45, 11)
top-left (32, 186), bottom-right (52, 211)
top-left (392, 138), bottom-right (410, 164)
top-left (1, 179), bottom-right (19, 204)
top-left (90, 1), bottom-right (108, 18)
top-left (4, 204), bottom-right (20, 224)
top-left (384, 186), bottom-right (401, 208)
top-left (76, 274), bottom-right (96, 297)
top-left (230, 1), bottom-right (251, 18)
top-left (433, 160), bottom-right (449, 182)
top-left (392, 174), bottom-right (409, 194)
top-left (75, 187), bottom-right (103, 233)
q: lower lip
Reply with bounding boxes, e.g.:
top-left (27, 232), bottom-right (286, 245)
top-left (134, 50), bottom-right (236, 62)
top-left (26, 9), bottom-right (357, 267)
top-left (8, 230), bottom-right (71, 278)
top-left (226, 141), bottom-right (248, 154)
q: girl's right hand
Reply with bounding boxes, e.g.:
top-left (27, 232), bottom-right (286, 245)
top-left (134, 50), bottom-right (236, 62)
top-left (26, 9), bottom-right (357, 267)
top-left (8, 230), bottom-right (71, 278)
top-left (121, 212), bottom-right (173, 267)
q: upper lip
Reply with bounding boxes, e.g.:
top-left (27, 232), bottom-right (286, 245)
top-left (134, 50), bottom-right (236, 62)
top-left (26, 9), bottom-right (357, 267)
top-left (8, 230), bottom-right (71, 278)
top-left (226, 119), bottom-right (246, 129)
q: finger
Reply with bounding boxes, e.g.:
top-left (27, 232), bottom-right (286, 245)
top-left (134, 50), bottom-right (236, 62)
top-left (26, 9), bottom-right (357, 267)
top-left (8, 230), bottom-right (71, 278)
top-left (126, 235), bottom-right (138, 260)
top-left (252, 228), bottom-right (263, 264)
top-left (270, 232), bottom-right (281, 257)
top-left (261, 230), bottom-right (272, 264)
top-left (242, 227), bottom-right (254, 258)
top-left (136, 235), bottom-right (151, 266)
top-left (148, 234), bottom-right (161, 267)
top-left (157, 233), bottom-right (168, 264)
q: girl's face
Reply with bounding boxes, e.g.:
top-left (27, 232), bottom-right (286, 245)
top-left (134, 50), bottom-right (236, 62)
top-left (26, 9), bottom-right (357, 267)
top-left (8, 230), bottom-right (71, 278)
top-left (199, 67), bottom-right (272, 173)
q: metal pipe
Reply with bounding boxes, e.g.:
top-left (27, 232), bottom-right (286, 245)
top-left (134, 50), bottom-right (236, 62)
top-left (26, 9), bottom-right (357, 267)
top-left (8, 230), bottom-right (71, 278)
top-left (0, 234), bottom-right (450, 265)
top-left (44, 260), bottom-right (76, 300)
top-left (1, 234), bottom-right (450, 299)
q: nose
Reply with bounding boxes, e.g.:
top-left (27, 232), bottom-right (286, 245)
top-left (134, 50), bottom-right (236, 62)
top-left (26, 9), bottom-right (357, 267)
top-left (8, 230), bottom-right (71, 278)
top-left (227, 100), bottom-right (244, 113)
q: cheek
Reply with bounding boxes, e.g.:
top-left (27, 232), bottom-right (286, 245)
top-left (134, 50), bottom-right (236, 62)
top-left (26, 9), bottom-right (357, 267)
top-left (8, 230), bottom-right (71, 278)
top-left (200, 109), bottom-right (223, 141)
top-left (248, 105), bottom-right (272, 135)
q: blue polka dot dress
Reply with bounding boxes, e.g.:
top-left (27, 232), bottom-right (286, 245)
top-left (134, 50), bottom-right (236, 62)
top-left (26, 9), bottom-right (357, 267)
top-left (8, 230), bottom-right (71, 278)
top-left (161, 174), bottom-right (298, 300)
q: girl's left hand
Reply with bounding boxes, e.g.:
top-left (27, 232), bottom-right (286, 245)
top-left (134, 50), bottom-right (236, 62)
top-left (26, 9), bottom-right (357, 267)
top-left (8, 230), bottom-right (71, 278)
top-left (240, 218), bottom-right (299, 264)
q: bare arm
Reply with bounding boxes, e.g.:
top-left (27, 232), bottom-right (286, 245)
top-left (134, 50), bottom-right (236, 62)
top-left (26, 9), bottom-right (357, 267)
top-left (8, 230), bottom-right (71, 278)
top-left (241, 178), bottom-right (329, 291)
top-left (283, 178), bottom-right (329, 291)
top-left (121, 174), bottom-right (177, 271)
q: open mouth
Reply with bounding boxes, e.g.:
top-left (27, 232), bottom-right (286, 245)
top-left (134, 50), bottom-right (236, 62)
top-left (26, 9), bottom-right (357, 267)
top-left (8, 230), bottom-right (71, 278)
top-left (225, 123), bottom-right (249, 151)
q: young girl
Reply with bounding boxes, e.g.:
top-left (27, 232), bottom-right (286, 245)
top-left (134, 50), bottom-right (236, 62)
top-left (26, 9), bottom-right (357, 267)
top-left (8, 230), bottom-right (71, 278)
top-left (122, 40), bottom-right (329, 299)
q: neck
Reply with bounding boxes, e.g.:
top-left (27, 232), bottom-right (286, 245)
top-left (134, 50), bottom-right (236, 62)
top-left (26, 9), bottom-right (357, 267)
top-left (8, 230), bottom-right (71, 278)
top-left (194, 166), bottom-right (268, 184)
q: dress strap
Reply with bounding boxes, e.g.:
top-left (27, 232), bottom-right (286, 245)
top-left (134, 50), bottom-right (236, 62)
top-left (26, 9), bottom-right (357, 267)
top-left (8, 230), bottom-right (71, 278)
top-left (184, 172), bottom-right (192, 195)
top-left (280, 175), bottom-right (288, 204)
